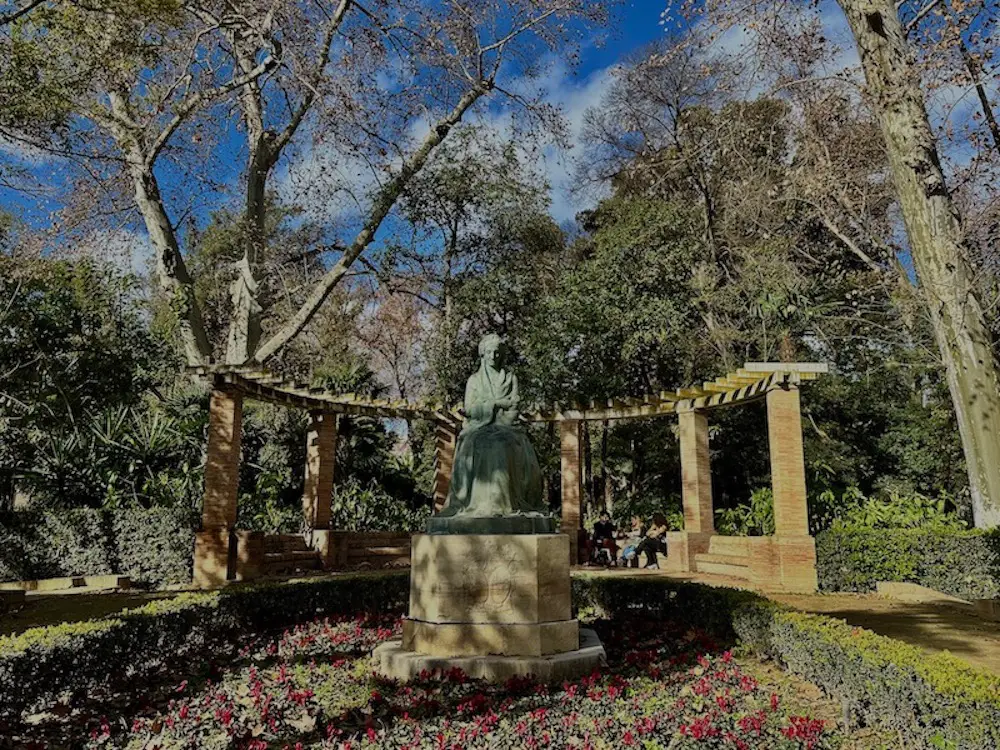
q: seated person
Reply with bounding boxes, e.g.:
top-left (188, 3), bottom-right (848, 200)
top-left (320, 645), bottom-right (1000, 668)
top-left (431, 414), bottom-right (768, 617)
top-left (634, 512), bottom-right (669, 569)
top-left (619, 515), bottom-right (644, 568)
top-left (591, 510), bottom-right (617, 565)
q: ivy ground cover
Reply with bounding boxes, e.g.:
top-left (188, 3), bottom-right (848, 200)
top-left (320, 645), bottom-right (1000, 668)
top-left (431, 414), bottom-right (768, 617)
top-left (22, 613), bottom-right (878, 750)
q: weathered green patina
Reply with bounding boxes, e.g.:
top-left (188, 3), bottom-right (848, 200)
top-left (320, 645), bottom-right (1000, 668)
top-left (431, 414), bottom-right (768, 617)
top-left (429, 334), bottom-right (555, 535)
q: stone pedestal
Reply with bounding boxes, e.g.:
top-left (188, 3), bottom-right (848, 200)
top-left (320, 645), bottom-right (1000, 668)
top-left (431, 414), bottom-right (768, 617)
top-left (377, 533), bottom-right (604, 682)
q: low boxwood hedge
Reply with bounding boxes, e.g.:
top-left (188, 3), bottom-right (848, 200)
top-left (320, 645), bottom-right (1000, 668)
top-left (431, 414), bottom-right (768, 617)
top-left (0, 507), bottom-right (195, 588)
top-left (574, 574), bottom-right (1000, 749)
top-left (0, 570), bottom-right (409, 720)
top-left (816, 527), bottom-right (1000, 600)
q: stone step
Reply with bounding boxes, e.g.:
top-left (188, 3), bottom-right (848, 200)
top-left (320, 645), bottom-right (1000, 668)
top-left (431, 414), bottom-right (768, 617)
top-left (263, 562), bottom-right (321, 575)
top-left (348, 545), bottom-right (411, 558)
top-left (694, 553), bottom-right (750, 579)
top-left (263, 550), bottom-right (321, 568)
top-left (263, 534), bottom-right (310, 553)
top-left (707, 536), bottom-right (751, 557)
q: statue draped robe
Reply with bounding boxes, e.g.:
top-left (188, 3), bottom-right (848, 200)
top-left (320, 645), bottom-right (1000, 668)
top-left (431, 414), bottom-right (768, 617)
top-left (441, 361), bottom-right (544, 517)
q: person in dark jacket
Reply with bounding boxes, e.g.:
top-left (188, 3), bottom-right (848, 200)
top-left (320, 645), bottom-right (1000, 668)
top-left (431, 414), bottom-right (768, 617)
top-left (633, 512), bottom-right (669, 569)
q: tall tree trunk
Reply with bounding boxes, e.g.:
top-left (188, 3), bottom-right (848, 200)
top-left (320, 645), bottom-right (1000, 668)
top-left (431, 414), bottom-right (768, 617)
top-left (840, 0), bottom-right (1000, 526)
top-left (583, 420), bottom-right (593, 520)
top-left (130, 168), bottom-right (213, 366)
top-left (225, 38), bottom-right (270, 365)
top-left (107, 93), bottom-right (212, 366)
top-left (225, 142), bottom-right (268, 364)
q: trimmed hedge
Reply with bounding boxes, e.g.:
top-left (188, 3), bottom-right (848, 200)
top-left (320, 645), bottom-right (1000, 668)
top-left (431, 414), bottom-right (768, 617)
top-left (0, 570), bottom-right (409, 719)
top-left (0, 507), bottom-right (195, 588)
top-left (816, 527), bottom-right (1000, 600)
top-left (573, 573), bottom-right (1000, 749)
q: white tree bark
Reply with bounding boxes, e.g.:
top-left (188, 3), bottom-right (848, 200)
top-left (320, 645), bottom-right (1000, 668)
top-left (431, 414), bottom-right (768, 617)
top-left (107, 93), bottom-right (213, 366)
top-left (216, 0), bottom-right (350, 364)
top-left (840, 0), bottom-right (1000, 526)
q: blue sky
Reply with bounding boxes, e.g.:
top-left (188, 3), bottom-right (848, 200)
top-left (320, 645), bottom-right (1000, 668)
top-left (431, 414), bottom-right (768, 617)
top-left (0, 0), bottom-right (985, 272)
top-left (0, 0), bottom-right (669, 269)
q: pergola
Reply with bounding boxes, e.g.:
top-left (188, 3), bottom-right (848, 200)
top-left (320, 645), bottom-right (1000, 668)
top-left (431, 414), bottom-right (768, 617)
top-left (191, 361), bottom-right (827, 593)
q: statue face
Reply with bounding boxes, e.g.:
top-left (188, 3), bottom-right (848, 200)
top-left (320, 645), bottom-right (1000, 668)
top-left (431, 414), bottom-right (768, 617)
top-left (483, 344), bottom-right (499, 368)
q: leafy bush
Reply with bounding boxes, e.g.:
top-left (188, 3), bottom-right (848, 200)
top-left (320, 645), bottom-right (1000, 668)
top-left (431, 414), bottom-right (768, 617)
top-left (24, 406), bottom-right (204, 510)
top-left (573, 574), bottom-right (1000, 749)
top-left (816, 527), bottom-right (1000, 599)
top-left (328, 476), bottom-right (432, 532)
top-left (812, 485), bottom-right (966, 532)
top-left (111, 507), bottom-right (197, 587)
top-left (0, 571), bottom-right (409, 721)
top-left (0, 507), bottom-right (195, 587)
top-left (236, 467), bottom-right (305, 533)
top-left (716, 487), bottom-right (775, 536)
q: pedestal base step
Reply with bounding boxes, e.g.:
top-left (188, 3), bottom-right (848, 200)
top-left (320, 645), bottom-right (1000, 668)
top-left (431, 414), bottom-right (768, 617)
top-left (374, 628), bottom-right (606, 684)
top-left (403, 618), bottom-right (578, 657)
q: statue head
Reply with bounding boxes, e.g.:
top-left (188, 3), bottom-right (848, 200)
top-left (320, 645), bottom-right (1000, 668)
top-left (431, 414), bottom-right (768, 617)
top-left (478, 333), bottom-right (502, 369)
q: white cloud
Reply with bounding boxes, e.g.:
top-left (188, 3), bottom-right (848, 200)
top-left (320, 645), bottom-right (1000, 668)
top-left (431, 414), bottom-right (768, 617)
top-left (536, 62), bottom-right (618, 223)
top-left (468, 57), bottom-right (618, 223)
top-left (275, 58), bottom-right (619, 231)
top-left (57, 227), bottom-right (154, 280)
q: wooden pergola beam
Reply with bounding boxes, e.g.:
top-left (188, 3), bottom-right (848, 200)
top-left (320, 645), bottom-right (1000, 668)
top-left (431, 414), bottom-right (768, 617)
top-left (189, 361), bottom-right (828, 425)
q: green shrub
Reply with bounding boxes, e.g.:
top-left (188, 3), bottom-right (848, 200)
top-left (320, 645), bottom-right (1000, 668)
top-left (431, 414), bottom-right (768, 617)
top-left (715, 487), bottom-right (775, 536)
top-left (111, 507), bottom-right (196, 586)
top-left (0, 571), bottom-right (409, 720)
top-left (811, 485), bottom-right (967, 534)
top-left (0, 507), bottom-right (195, 587)
top-left (816, 527), bottom-right (1000, 599)
top-left (573, 573), bottom-right (1000, 749)
top-left (329, 476), bottom-right (432, 531)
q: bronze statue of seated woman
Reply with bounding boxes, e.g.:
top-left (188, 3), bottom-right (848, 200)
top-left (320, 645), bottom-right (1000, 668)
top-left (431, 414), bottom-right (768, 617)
top-left (428, 334), bottom-right (556, 535)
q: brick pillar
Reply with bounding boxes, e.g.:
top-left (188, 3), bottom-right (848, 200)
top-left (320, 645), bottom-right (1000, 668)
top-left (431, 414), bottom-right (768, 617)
top-left (194, 387), bottom-right (243, 588)
top-left (433, 420), bottom-right (459, 513)
top-left (678, 407), bottom-right (714, 534)
top-left (560, 420), bottom-right (583, 565)
top-left (765, 383), bottom-right (817, 593)
top-left (766, 385), bottom-right (809, 536)
top-left (303, 411), bottom-right (337, 530)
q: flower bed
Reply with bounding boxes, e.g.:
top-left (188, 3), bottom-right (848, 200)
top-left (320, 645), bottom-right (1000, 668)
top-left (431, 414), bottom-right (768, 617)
top-left (574, 574), bottom-right (1000, 749)
top-left (3, 573), bottom-right (1000, 748)
top-left (99, 615), bottom-right (835, 750)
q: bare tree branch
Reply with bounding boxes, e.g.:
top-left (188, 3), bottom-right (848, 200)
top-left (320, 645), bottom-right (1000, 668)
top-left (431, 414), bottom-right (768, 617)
top-left (0, 0), bottom-right (49, 26)
top-left (253, 82), bottom-right (489, 363)
top-left (145, 54), bottom-right (278, 168)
